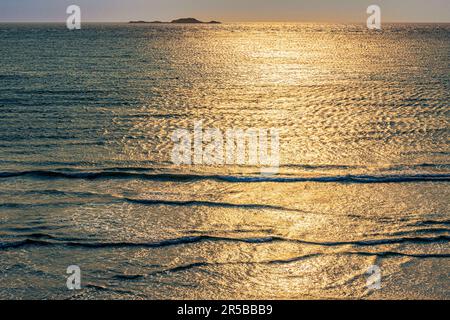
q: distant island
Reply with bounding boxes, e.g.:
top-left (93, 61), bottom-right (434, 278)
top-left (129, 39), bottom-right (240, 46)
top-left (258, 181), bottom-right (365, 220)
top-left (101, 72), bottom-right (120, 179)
top-left (129, 18), bottom-right (221, 24)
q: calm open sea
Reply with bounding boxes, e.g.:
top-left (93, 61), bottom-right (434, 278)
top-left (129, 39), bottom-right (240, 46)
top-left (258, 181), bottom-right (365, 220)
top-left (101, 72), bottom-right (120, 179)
top-left (0, 23), bottom-right (449, 299)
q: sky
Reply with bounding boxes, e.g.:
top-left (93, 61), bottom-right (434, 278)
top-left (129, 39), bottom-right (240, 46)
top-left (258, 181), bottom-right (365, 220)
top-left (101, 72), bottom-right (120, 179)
top-left (1, 0), bottom-right (449, 23)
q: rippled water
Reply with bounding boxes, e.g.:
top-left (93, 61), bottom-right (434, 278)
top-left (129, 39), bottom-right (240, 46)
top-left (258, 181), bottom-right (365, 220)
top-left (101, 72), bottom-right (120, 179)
top-left (0, 23), bottom-right (449, 299)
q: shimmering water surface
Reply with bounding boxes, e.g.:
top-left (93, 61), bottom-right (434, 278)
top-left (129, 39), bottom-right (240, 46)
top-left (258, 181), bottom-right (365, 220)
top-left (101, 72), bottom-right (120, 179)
top-left (0, 23), bottom-right (449, 299)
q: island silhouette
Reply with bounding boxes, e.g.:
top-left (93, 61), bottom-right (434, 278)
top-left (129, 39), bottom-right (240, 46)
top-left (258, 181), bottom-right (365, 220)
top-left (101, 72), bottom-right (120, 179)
top-left (129, 18), bottom-right (221, 24)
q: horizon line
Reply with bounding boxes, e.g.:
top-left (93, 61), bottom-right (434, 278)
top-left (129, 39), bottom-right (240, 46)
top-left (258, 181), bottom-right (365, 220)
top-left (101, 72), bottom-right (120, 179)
top-left (1, 20), bottom-right (450, 24)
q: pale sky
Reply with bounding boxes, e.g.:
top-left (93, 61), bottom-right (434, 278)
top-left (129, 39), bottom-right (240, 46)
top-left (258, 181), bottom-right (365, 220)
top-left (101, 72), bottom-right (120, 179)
top-left (1, 0), bottom-right (449, 23)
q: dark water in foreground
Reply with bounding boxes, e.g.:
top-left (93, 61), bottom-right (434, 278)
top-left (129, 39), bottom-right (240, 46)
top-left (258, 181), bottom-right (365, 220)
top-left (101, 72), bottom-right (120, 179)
top-left (0, 23), bottom-right (449, 299)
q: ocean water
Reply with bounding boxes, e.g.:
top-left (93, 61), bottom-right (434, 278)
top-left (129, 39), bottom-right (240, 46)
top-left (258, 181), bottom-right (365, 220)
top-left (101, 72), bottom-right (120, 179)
top-left (0, 23), bottom-right (449, 299)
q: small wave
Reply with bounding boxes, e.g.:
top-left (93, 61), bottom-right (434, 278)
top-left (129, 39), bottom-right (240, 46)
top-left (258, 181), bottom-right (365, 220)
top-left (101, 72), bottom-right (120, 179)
top-left (0, 74), bottom-right (29, 81)
top-left (111, 249), bottom-right (450, 280)
top-left (0, 236), bottom-right (207, 250)
top-left (0, 201), bottom-right (111, 209)
top-left (0, 169), bottom-right (449, 184)
top-left (0, 191), bottom-right (298, 212)
top-left (1, 234), bottom-right (449, 251)
top-left (154, 262), bottom-right (210, 275)
top-left (0, 190), bottom-right (99, 197)
top-left (4, 225), bottom-right (63, 233)
top-left (218, 174), bottom-right (450, 183)
top-left (123, 198), bottom-right (299, 212)
top-left (409, 220), bottom-right (450, 227)
top-left (112, 274), bottom-right (146, 280)
top-left (343, 251), bottom-right (450, 259)
top-left (383, 228), bottom-right (450, 237)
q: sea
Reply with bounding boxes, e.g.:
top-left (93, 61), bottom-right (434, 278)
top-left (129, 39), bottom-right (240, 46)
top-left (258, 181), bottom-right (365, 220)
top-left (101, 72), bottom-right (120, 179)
top-left (0, 23), bottom-right (449, 299)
